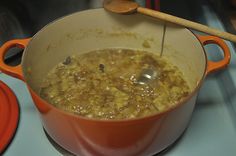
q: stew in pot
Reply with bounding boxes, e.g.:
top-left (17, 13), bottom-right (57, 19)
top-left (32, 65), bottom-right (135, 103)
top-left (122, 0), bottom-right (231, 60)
top-left (40, 48), bottom-right (190, 119)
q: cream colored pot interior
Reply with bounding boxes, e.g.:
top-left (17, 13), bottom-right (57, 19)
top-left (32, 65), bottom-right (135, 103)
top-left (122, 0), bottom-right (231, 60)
top-left (22, 8), bottom-right (206, 93)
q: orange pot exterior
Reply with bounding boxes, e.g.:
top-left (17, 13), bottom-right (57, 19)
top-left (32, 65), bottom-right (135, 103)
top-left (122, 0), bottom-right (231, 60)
top-left (0, 9), bottom-right (231, 156)
top-left (29, 86), bottom-right (198, 156)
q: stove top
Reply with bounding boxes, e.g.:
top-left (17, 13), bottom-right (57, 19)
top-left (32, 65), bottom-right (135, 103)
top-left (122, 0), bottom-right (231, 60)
top-left (1, 1), bottom-right (236, 156)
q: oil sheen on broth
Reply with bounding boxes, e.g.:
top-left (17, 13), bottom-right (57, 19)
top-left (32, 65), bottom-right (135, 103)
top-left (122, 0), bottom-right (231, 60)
top-left (40, 49), bottom-right (190, 119)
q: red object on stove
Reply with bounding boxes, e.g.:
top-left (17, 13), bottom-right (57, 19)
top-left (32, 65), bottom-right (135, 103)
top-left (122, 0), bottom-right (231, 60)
top-left (0, 81), bottom-right (19, 153)
top-left (145, 0), bottom-right (160, 10)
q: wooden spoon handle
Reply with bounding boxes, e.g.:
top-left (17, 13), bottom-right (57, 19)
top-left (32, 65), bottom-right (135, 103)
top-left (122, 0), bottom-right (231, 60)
top-left (137, 7), bottom-right (236, 42)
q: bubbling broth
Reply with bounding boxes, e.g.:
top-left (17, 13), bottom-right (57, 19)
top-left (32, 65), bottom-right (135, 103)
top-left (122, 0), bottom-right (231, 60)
top-left (40, 49), bottom-right (190, 119)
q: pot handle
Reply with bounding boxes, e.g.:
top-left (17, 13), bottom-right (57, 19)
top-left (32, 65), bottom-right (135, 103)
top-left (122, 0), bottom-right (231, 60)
top-left (0, 38), bottom-right (30, 80)
top-left (197, 35), bottom-right (231, 75)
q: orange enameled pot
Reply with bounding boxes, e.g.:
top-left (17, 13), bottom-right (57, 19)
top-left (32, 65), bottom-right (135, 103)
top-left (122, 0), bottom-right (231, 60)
top-left (0, 9), bottom-right (231, 156)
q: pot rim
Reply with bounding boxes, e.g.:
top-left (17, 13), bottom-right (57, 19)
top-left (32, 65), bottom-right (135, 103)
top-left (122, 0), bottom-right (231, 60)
top-left (22, 8), bottom-right (208, 123)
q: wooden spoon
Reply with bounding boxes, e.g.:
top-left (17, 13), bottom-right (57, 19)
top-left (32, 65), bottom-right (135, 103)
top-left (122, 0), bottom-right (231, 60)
top-left (103, 0), bottom-right (236, 43)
